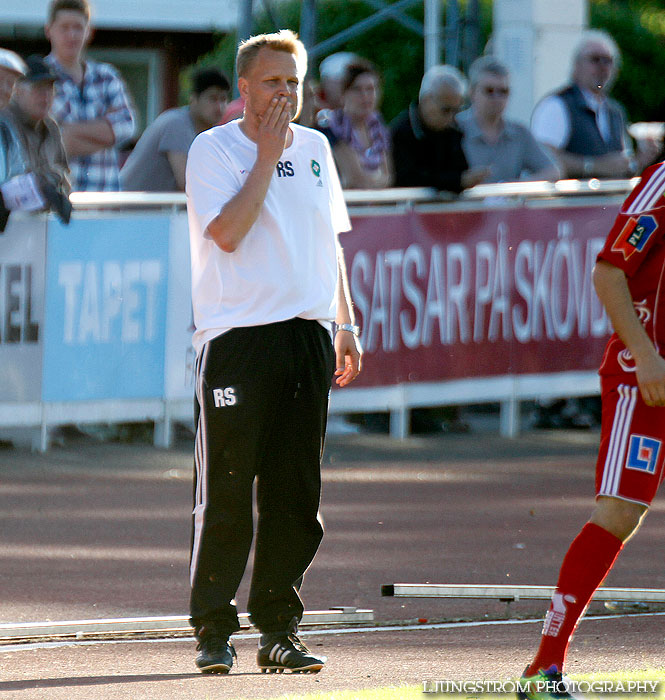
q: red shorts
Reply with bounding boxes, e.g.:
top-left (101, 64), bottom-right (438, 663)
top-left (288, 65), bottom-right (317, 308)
top-left (596, 377), bottom-right (665, 506)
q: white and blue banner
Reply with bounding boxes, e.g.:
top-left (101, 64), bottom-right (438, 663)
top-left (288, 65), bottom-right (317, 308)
top-left (0, 215), bottom-right (46, 402)
top-left (164, 214), bottom-right (195, 402)
top-left (42, 216), bottom-right (170, 401)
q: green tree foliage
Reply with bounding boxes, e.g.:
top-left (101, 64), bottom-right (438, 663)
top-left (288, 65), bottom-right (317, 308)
top-left (591, 0), bottom-right (665, 122)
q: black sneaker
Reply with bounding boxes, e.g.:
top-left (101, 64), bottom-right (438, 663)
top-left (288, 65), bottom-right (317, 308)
top-left (195, 632), bottom-right (236, 674)
top-left (257, 617), bottom-right (326, 674)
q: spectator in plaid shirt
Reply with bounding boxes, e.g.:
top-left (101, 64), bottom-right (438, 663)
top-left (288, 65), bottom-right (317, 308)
top-left (45, 0), bottom-right (136, 191)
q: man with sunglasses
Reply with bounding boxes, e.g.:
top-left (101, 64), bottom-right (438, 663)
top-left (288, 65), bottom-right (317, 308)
top-left (531, 29), bottom-right (657, 180)
top-left (457, 56), bottom-right (559, 183)
top-left (391, 64), bottom-right (488, 193)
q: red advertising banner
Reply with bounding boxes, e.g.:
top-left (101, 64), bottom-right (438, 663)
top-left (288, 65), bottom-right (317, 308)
top-left (340, 203), bottom-right (620, 388)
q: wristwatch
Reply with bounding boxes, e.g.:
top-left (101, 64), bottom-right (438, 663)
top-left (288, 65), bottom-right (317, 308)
top-left (336, 323), bottom-right (361, 337)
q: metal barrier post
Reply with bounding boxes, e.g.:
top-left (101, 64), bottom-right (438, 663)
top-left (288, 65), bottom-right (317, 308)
top-left (389, 405), bottom-right (409, 439)
top-left (153, 405), bottom-right (172, 449)
top-left (499, 395), bottom-right (520, 438)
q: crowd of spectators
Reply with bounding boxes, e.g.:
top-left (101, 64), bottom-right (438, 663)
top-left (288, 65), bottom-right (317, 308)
top-left (1, 13), bottom-right (662, 433)
top-left (1, 16), bottom-right (659, 201)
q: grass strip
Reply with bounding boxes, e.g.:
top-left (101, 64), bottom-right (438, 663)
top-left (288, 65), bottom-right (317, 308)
top-left (236, 669), bottom-right (665, 700)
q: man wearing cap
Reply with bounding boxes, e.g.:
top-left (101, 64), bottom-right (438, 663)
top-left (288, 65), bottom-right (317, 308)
top-left (0, 54), bottom-right (71, 231)
top-left (0, 48), bottom-right (26, 110)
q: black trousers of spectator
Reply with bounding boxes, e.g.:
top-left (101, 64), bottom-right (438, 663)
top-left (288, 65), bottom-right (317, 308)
top-left (189, 318), bottom-right (334, 637)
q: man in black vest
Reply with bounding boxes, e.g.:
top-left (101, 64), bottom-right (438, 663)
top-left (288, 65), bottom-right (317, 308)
top-left (531, 30), bottom-right (658, 180)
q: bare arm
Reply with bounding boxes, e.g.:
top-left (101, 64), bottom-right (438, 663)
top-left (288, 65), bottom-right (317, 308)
top-left (635, 137), bottom-right (662, 172)
top-left (334, 245), bottom-right (363, 387)
top-left (522, 164), bottom-right (562, 182)
top-left (546, 145), bottom-right (631, 179)
top-left (206, 97), bottom-right (291, 252)
top-left (593, 259), bottom-right (665, 405)
top-left (61, 119), bottom-right (116, 157)
top-left (333, 142), bottom-right (391, 189)
top-left (461, 166), bottom-right (491, 189)
top-left (166, 151), bottom-right (188, 191)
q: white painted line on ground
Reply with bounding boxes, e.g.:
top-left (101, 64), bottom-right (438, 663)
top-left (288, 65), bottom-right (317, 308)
top-left (0, 608), bottom-right (373, 640)
top-left (2, 610), bottom-right (665, 654)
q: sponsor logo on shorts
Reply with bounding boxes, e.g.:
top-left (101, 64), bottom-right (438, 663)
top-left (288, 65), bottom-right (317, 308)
top-left (626, 434), bottom-right (661, 474)
top-left (611, 215), bottom-right (658, 260)
top-left (212, 387), bottom-right (237, 407)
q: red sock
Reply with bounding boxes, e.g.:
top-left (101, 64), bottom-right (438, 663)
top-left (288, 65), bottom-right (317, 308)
top-left (526, 522), bottom-right (623, 675)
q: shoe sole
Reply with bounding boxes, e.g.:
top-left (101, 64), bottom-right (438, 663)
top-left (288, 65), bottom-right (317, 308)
top-left (197, 663), bottom-right (232, 674)
top-left (259, 664), bottom-right (323, 674)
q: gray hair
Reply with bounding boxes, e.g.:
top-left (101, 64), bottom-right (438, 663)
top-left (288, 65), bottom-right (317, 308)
top-left (319, 52), bottom-right (359, 80)
top-left (572, 29), bottom-right (620, 66)
top-left (468, 55), bottom-right (509, 89)
top-left (419, 64), bottom-right (467, 102)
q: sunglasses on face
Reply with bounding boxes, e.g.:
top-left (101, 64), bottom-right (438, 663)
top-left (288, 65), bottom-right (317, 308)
top-left (481, 86), bottom-right (510, 97)
top-left (584, 54), bottom-right (614, 66)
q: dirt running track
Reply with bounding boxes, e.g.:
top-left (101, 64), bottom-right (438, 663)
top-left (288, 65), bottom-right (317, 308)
top-left (1, 425), bottom-right (664, 699)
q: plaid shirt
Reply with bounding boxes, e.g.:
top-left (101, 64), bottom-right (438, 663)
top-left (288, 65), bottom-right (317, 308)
top-left (46, 54), bottom-right (136, 192)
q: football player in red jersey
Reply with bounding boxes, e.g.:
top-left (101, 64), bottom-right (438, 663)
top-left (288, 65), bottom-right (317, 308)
top-left (519, 161), bottom-right (665, 699)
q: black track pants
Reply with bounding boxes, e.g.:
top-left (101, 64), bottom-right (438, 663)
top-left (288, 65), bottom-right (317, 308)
top-left (189, 318), bottom-right (335, 636)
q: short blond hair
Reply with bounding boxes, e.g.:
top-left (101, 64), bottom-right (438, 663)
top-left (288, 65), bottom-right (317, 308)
top-left (236, 29), bottom-right (307, 79)
top-left (48, 0), bottom-right (91, 24)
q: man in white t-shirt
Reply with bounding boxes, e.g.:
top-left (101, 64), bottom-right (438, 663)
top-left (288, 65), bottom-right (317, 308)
top-left (186, 29), bottom-right (362, 676)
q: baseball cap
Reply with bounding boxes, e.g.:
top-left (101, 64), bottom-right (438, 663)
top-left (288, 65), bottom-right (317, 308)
top-left (21, 55), bottom-right (57, 83)
top-left (0, 48), bottom-right (27, 77)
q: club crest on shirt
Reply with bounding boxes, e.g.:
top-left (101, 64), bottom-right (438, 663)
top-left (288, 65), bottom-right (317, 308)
top-left (311, 159), bottom-right (321, 177)
top-left (611, 215), bottom-right (657, 260)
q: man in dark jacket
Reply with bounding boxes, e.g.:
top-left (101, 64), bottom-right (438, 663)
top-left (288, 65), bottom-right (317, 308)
top-left (0, 55), bottom-right (71, 230)
top-left (391, 64), bottom-right (488, 193)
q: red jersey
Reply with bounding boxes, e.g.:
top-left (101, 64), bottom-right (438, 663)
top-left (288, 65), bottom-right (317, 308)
top-left (597, 161), bottom-right (665, 377)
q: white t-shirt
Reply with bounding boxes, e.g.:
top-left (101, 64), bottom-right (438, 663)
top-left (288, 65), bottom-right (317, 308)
top-left (186, 120), bottom-right (351, 352)
top-left (531, 89), bottom-right (623, 150)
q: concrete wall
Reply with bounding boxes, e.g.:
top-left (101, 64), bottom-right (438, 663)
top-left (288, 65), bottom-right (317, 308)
top-left (492, 0), bottom-right (588, 126)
